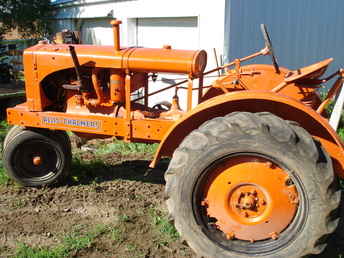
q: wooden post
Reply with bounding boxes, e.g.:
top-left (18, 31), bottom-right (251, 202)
top-left (329, 80), bottom-right (344, 131)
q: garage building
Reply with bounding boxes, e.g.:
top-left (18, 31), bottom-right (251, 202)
top-left (52, 0), bottom-right (344, 107)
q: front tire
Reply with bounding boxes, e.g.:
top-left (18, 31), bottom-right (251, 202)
top-left (165, 112), bottom-right (340, 258)
top-left (3, 129), bottom-right (70, 186)
top-left (3, 126), bottom-right (71, 155)
top-left (3, 125), bottom-right (25, 149)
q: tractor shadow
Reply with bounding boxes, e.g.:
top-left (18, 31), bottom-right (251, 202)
top-left (66, 157), bottom-right (170, 186)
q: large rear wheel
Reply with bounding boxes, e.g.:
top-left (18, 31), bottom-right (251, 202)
top-left (165, 112), bottom-right (340, 257)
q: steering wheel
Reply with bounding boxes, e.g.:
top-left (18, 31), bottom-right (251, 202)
top-left (152, 101), bottom-right (172, 111)
top-left (260, 24), bottom-right (280, 74)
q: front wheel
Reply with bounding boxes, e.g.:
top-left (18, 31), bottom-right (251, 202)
top-left (3, 129), bottom-right (70, 186)
top-left (165, 112), bottom-right (340, 258)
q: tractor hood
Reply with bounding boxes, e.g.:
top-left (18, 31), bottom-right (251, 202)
top-left (23, 43), bottom-right (207, 83)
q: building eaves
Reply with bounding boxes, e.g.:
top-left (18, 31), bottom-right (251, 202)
top-left (51, 0), bottom-right (76, 6)
top-left (51, 0), bottom-right (117, 7)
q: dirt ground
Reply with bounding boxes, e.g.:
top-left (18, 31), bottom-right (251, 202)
top-left (0, 137), bottom-right (342, 258)
top-left (0, 145), bottom-right (195, 258)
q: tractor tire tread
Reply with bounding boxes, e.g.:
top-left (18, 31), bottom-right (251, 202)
top-left (165, 112), bottom-right (339, 258)
top-left (3, 125), bottom-right (26, 150)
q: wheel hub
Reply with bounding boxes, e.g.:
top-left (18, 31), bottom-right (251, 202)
top-left (233, 186), bottom-right (266, 219)
top-left (202, 155), bottom-right (298, 242)
top-left (32, 156), bottom-right (42, 166)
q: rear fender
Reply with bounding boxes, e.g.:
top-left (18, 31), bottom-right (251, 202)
top-left (151, 90), bottom-right (344, 178)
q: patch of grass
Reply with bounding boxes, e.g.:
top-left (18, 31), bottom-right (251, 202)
top-left (15, 243), bottom-right (65, 258)
top-left (70, 157), bottom-right (108, 184)
top-left (0, 122), bottom-right (10, 185)
top-left (95, 140), bottom-right (158, 156)
top-left (110, 226), bottom-right (123, 242)
top-left (150, 208), bottom-right (179, 244)
top-left (62, 232), bottom-right (92, 252)
top-left (15, 224), bottom-right (109, 258)
top-left (0, 120), bottom-right (10, 139)
top-left (118, 214), bottom-right (132, 223)
top-left (66, 131), bottom-right (73, 137)
top-left (126, 243), bottom-right (137, 252)
top-left (0, 164), bottom-right (9, 185)
top-left (125, 243), bottom-right (145, 257)
top-left (10, 198), bottom-right (26, 209)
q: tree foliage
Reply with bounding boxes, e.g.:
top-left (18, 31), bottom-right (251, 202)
top-left (0, 0), bottom-right (52, 39)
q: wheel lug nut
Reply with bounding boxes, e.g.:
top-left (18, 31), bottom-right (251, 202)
top-left (269, 232), bottom-right (279, 240)
top-left (201, 199), bottom-right (208, 206)
top-left (225, 232), bottom-right (235, 240)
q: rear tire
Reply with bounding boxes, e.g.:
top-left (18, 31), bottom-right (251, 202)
top-left (165, 112), bottom-right (340, 258)
top-left (3, 129), bottom-right (70, 186)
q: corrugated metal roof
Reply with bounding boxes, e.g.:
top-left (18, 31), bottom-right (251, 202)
top-left (225, 0), bottom-right (344, 75)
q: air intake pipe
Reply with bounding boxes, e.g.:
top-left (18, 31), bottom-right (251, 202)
top-left (111, 20), bottom-right (122, 51)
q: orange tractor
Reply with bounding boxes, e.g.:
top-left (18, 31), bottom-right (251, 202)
top-left (3, 20), bottom-right (344, 257)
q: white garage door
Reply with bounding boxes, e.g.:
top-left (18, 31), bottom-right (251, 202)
top-left (81, 18), bottom-right (113, 45)
top-left (137, 17), bottom-right (199, 49)
top-left (136, 17), bottom-right (200, 110)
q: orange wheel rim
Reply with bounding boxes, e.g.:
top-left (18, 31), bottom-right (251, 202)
top-left (202, 155), bottom-right (298, 242)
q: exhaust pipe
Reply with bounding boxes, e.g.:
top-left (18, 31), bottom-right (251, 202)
top-left (111, 20), bottom-right (122, 51)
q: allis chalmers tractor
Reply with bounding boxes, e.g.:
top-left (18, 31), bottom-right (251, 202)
top-left (3, 20), bottom-right (344, 257)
